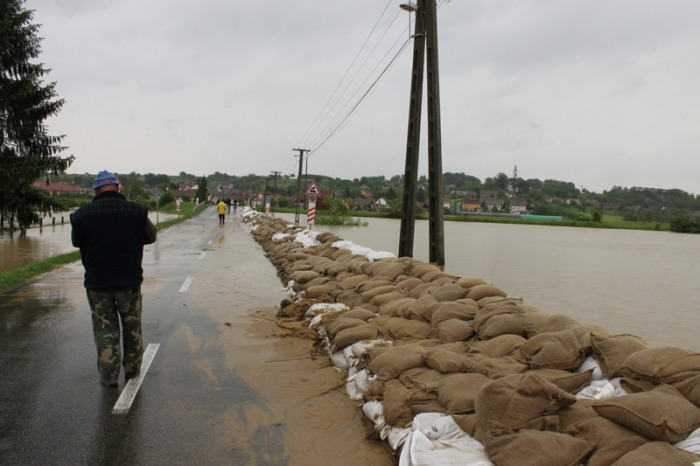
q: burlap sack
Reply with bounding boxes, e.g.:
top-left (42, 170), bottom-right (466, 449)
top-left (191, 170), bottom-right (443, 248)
top-left (304, 284), bottom-right (334, 299)
top-left (556, 399), bottom-right (598, 430)
top-left (485, 430), bottom-right (595, 466)
top-left (476, 313), bottom-right (530, 340)
top-left (567, 324), bottom-right (613, 353)
top-left (525, 313), bottom-right (580, 337)
top-left (290, 270), bottom-right (321, 284)
top-left (406, 390), bottom-right (446, 416)
top-left (333, 290), bottom-right (363, 308)
top-left (466, 284), bottom-right (507, 301)
top-left (564, 415), bottom-right (649, 466)
top-left (518, 330), bottom-right (586, 370)
top-left (377, 297), bottom-right (416, 318)
top-left (360, 284), bottom-right (397, 302)
top-left (472, 334), bottom-right (526, 358)
top-left (427, 318), bottom-right (475, 343)
top-left (473, 303), bottom-right (524, 331)
top-left (366, 343), bottom-right (427, 381)
top-left (619, 377), bottom-right (657, 394)
top-left (673, 372), bottom-right (700, 407)
top-left (456, 277), bottom-right (488, 289)
top-left (381, 379), bottom-right (416, 427)
top-left (398, 367), bottom-right (448, 392)
top-left (437, 373), bottom-right (490, 414)
top-left (591, 333), bottom-right (647, 378)
top-left (405, 295), bottom-right (438, 322)
top-left (330, 247), bottom-right (353, 261)
top-left (619, 346), bottom-right (700, 384)
top-left (409, 263), bottom-right (443, 279)
top-left (325, 317), bottom-right (368, 339)
top-left (428, 284), bottom-right (468, 302)
top-left (332, 324), bottom-right (379, 350)
top-left (380, 318), bottom-right (432, 342)
top-left (342, 308), bottom-right (377, 321)
top-left (611, 441), bottom-right (700, 466)
top-left (592, 384), bottom-right (700, 443)
top-left (474, 372), bottom-right (577, 435)
top-left (428, 301), bottom-right (478, 325)
top-left (370, 291), bottom-right (407, 307)
top-left (408, 282), bottom-right (440, 299)
top-left (338, 273), bottom-right (369, 290)
top-left (531, 368), bottom-right (594, 394)
top-left (364, 259), bottom-right (407, 280)
top-left (394, 277), bottom-right (424, 293)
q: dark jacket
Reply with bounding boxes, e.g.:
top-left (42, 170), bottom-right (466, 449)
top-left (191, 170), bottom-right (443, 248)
top-left (70, 191), bottom-right (157, 289)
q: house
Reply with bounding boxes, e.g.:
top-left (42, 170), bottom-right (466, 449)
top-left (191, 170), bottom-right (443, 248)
top-left (509, 198), bottom-right (528, 214)
top-left (483, 198), bottom-right (504, 212)
top-left (461, 198), bottom-right (481, 213)
top-left (32, 181), bottom-right (84, 195)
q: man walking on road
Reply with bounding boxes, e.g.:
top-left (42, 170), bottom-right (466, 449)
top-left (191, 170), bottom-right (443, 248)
top-left (70, 170), bottom-right (157, 387)
top-left (217, 199), bottom-right (227, 225)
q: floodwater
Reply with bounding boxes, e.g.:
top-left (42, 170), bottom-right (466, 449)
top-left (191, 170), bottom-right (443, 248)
top-left (280, 214), bottom-right (700, 352)
top-left (0, 212), bottom-right (176, 273)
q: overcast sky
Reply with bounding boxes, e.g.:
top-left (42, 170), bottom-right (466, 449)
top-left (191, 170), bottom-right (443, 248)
top-left (24, 0), bottom-right (700, 194)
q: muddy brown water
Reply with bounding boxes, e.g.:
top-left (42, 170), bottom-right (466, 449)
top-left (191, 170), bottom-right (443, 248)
top-left (278, 214), bottom-right (700, 352)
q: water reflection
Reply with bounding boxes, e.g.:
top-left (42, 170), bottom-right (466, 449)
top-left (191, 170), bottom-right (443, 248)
top-left (0, 212), bottom-right (175, 273)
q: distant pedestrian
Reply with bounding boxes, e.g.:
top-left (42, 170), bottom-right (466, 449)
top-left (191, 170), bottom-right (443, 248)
top-left (233, 199), bottom-right (238, 212)
top-left (70, 170), bottom-right (157, 387)
top-left (217, 199), bottom-right (227, 225)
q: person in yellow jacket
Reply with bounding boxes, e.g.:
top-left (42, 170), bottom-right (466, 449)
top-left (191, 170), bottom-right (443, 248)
top-left (217, 199), bottom-right (227, 225)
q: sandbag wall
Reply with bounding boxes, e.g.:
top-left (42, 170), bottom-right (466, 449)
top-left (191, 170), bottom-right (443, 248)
top-left (243, 211), bottom-right (700, 466)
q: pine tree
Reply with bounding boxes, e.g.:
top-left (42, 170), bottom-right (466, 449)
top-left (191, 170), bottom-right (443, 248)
top-left (0, 0), bottom-right (73, 235)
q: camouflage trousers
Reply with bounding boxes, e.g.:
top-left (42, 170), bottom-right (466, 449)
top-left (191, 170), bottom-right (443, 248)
top-left (86, 286), bottom-right (144, 384)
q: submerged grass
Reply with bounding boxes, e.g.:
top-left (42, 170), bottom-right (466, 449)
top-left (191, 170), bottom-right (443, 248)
top-left (0, 202), bottom-right (208, 292)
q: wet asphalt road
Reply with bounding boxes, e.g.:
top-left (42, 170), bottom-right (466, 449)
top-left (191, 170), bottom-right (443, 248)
top-left (0, 207), bottom-right (287, 465)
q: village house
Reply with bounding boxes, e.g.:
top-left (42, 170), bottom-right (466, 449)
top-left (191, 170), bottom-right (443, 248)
top-left (461, 198), bottom-right (481, 213)
top-left (509, 198), bottom-right (528, 214)
top-left (32, 181), bottom-right (84, 195)
top-left (483, 198), bottom-right (505, 212)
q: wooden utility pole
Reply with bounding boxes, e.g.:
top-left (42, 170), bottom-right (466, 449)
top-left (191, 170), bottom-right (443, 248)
top-left (293, 149), bottom-right (308, 224)
top-left (398, 0), bottom-right (445, 266)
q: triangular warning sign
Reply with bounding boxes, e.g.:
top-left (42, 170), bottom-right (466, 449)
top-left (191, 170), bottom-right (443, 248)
top-left (305, 181), bottom-right (320, 195)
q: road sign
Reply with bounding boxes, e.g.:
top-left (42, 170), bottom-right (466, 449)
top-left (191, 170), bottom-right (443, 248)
top-left (307, 199), bottom-right (316, 225)
top-left (305, 181), bottom-right (320, 196)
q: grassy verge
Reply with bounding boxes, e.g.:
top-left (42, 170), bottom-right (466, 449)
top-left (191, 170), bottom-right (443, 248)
top-left (0, 202), bottom-right (208, 292)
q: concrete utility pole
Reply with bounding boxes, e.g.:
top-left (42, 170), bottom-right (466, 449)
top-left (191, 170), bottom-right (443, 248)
top-left (293, 149), bottom-right (308, 224)
top-left (398, 0), bottom-right (445, 266)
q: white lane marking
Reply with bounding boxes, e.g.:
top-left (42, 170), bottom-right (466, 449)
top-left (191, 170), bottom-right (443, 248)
top-left (199, 252), bottom-right (207, 260)
top-left (112, 343), bottom-right (160, 415)
top-left (179, 276), bottom-right (193, 292)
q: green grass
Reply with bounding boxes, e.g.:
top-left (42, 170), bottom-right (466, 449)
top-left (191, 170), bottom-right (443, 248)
top-left (0, 250), bottom-right (81, 291)
top-left (0, 202), bottom-right (209, 292)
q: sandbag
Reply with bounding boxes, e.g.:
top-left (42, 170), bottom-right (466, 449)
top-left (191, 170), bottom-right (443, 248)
top-left (518, 330), bottom-right (586, 370)
top-left (366, 344), bottom-right (428, 381)
top-left (485, 430), bottom-right (595, 466)
top-left (592, 384), bottom-right (700, 443)
top-left (619, 346), bottom-right (700, 384)
top-left (564, 415), bottom-right (649, 466)
top-left (437, 373), bottom-right (489, 414)
top-left (591, 333), bottom-right (647, 378)
top-left (474, 372), bottom-right (577, 435)
top-left (427, 318), bottom-right (474, 343)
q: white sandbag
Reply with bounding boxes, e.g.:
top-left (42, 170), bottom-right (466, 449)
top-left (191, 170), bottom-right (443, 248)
top-left (387, 426), bottom-right (412, 450)
top-left (352, 369), bottom-right (372, 398)
top-left (675, 426), bottom-right (700, 455)
top-left (576, 380), bottom-right (618, 400)
top-left (577, 356), bottom-right (604, 381)
top-left (367, 251), bottom-right (396, 261)
top-left (331, 351), bottom-right (350, 370)
top-left (363, 400), bottom-right (386, 431)
top-left (398, 413), bottom-right (493, 466)
top-left (304, 302), bottom-right (349, 319)
top-left (350, 339), bottom-right (393, 359)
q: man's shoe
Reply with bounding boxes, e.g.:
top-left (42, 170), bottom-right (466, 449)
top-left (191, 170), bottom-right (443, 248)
top-left (125, 371), bottom-right (140, 380)
top-left (100, 378), bottom-right (118, 388)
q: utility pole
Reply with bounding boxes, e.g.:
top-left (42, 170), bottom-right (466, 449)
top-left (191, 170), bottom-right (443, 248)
top-left (398, 0), bottom-right (445, 266)
top-left (293, 149), bottom-right (308, 224)
top-left (270, 170), bottom-right (281, 212)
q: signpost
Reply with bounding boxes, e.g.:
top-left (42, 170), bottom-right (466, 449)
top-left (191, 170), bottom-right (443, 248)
top-left (305, 181), bottom-right (320, 227)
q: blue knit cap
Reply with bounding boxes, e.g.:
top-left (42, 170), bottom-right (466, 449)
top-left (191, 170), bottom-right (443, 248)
top-left (93, 170), bottom-right (120, 189)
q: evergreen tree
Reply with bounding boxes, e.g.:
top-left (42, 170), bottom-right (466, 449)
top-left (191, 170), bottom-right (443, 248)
top-left (0, 0), bottom-right (73, 234)
top-left (195, 176), bottom-right (208, 202)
